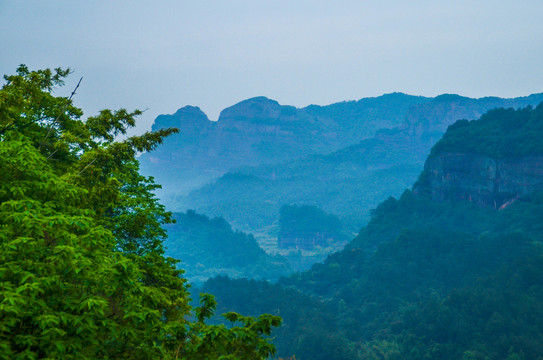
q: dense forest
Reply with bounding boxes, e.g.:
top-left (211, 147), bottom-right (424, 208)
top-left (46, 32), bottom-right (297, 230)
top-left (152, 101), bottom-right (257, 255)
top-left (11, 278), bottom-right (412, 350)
top-left (431, 104), bottom-right (543, 158)
top-left (200, 105), bottom-right (543, 360)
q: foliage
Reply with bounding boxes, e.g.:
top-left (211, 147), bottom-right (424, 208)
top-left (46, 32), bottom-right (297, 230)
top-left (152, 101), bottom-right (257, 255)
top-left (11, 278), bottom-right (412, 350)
top-left (431, 103), bottom-right (543, 158)
top-left (391, 252), bottom-right (543, 360)
top-left (180, 293), bottom-right (281, 360)
top-left (201, 276), bottom-right (355, 360)
top-left (188, 95), bottom-right (543, 359)
top-left (0, 65), bottom-right (280, 359)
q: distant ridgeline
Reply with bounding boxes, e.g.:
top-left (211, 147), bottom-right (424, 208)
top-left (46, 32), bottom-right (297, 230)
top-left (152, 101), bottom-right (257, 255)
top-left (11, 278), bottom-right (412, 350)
top-left (197, 104), bottom-right (543, 360)
top-left (278, 205), bottom-right (348, 250)
top-left (141, 92), bottom-right (543, 203)
top-left (175, 93), bottom-right (543, 246)
top-left (415, 103), bottom-right (543, 209)
top-left (140, 93), bottom-right (429, 196)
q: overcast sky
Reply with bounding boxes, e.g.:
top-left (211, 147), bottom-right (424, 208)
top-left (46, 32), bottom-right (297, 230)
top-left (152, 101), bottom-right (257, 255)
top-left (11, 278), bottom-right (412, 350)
top-left (2, 1), bottom-right (543, 133)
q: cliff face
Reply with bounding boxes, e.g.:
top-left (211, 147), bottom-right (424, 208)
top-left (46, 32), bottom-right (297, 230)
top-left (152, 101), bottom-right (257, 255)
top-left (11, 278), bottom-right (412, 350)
top-left (421, 152), bottom-right (543, 208)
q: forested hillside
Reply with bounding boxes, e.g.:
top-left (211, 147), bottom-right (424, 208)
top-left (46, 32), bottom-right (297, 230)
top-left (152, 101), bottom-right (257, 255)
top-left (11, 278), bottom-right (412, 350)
top-left (200, 104), bottom-right (543, 360)
top-left (181, 135), bottom-right (422, 235)
top-left (4, 64), bottom-right (542, 360)
top-left (430, 102), bottom-right (543, 158)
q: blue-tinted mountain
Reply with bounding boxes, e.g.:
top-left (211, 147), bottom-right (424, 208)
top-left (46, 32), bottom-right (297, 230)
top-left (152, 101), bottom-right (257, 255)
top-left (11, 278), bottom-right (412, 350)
top-left (139, 93), bottom-right (430, 199)
top-left (178, 93), bottom-right (543, 242)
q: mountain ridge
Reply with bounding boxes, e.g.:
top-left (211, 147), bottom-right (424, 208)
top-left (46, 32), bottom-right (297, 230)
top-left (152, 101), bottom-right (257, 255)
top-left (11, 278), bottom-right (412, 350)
top-left (139, 92), bottom-right (433, 198)
top-left (177, 93), bottom-right (543, 247)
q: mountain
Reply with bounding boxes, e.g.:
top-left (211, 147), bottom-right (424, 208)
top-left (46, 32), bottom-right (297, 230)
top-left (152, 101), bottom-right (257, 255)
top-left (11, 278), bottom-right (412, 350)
top-left (178, 93), bottom-right (543, 247)
top-left (415, 104), bottom-right (543, 208)
top-left (139, 93), bottom-right (430, 200)
top-left (164, 211), bottom-right (291, 284)
top-left (197, 104), bottom-right (543, 360)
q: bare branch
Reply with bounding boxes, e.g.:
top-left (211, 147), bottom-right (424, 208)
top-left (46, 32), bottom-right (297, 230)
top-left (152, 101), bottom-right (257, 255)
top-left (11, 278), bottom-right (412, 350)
top-left (68, 76), bottom-right (83, 101)
top-left (40, 76), bottom-right (83, 150)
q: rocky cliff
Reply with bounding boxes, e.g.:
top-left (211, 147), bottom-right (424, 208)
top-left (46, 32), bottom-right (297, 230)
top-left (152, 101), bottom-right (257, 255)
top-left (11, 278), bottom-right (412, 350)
top-left (421, 152), bottom-right (543, 208)
top-left (416, 103), bottom-right (543, 208)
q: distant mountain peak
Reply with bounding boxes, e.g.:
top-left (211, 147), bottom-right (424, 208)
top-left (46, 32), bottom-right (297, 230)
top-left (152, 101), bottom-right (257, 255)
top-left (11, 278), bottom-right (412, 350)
top-left (218, 96), bottom-right (285, 121)
top-left (173, 105), bottom-right (208, 118)
top-left (432, 93), bottom-right (471, 103)
top-left (373, 92), bottom-right (411, 99)
top-left (151, 105), bottom-right (209, 131)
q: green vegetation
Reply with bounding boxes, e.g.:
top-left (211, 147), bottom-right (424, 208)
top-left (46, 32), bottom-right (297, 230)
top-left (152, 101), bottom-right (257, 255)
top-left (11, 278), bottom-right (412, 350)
top-left (0, 66), bottom-right (280, 359)
top-left (164, 210), bottom-right (291, 283)
top-left (202, 189), bottom-right (543, 359)
top-left (202, 277), bottom-right (354, 360)
top-left (431, 103), bottom-right (543, 158)
top-left (6, 64), bottom-right (541, 359)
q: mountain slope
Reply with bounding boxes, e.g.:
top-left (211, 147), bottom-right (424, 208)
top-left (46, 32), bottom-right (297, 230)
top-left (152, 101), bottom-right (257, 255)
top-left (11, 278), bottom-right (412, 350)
top-left (199, 104), bottom-right (543, 360)
top-left (181, 137), bottom-right (422, 234)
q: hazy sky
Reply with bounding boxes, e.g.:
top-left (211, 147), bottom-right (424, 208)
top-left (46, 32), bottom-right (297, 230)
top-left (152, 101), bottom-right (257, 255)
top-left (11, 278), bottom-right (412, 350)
top-left (2, 1), bottom-right (543, 133)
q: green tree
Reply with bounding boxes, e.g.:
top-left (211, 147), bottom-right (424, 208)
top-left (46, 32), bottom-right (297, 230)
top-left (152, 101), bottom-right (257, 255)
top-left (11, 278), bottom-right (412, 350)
top-left (0, 65), bottom-right (280, 359)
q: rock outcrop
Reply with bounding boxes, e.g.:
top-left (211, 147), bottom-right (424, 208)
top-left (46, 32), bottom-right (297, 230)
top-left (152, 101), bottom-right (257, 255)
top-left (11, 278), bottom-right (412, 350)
top-left (420, 152), bottom-right (543, 208)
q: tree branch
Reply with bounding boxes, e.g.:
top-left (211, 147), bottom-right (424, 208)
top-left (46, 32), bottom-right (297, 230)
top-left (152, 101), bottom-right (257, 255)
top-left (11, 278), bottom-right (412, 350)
top-left (40, 76), bottom-right (83, 150)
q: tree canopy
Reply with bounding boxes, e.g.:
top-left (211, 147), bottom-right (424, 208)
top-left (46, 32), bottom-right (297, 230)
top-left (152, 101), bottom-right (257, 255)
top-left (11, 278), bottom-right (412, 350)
top-left (0, 65), bottom-right (280, 359)
top-left (430, 103), bottom-right (543, 158)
